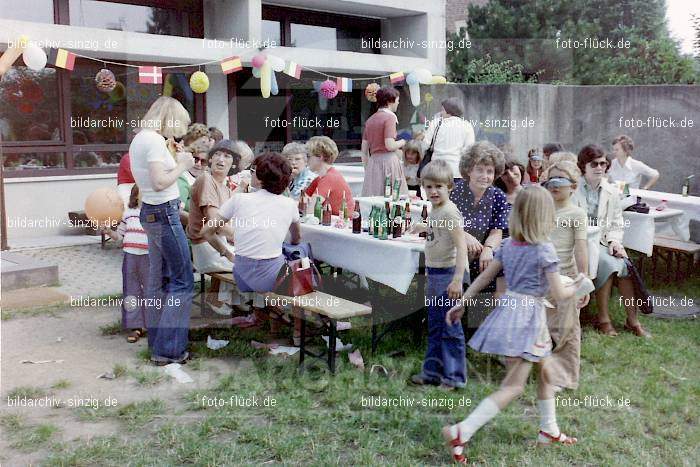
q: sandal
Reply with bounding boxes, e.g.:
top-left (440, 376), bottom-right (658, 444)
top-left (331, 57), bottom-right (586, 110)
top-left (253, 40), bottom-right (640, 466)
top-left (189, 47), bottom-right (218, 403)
top-left (594, 321), bottom-right (618, 336)
top-left (126, 329), bottom-right (143, 343)
top-left (441, 425), bottom-right (468, 464)
top-left (537, 430), bottom-right (578, 446)
top-left (624, 320), bottom-right (651, 338)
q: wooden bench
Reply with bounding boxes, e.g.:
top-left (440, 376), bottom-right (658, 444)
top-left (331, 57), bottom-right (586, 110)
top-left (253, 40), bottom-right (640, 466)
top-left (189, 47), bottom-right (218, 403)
top-left (651, 236), bottom-right (700, 285)
top-left (264, 291), bottom-right (372, 373)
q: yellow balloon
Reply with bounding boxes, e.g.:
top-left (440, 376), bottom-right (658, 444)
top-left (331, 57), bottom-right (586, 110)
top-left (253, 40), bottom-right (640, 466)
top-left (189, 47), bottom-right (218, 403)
top-left (189, 71), bottom-right (209, 93)
top-left (260, 62), bottom-right (271, 98)
top-left (431, 75), bottom-right (447, 84)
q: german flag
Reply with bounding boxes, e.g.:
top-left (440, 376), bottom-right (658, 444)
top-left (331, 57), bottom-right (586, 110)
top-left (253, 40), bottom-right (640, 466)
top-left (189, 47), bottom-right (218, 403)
top-left (48, 48), bottom-right (76, 70)
top-left (220, 56), bottom-right (242, 74)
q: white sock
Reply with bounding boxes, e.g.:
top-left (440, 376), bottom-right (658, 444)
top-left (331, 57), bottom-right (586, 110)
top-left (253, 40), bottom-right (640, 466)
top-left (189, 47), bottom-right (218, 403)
top-left (456, 397), bottom-right (500, 443)
top-left (537, 399), bottom-right (560, 437)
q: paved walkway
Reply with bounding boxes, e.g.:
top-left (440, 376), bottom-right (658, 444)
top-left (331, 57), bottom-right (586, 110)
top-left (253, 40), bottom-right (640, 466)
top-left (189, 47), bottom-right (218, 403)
top-left (24, 243), bottom-right (123, 299)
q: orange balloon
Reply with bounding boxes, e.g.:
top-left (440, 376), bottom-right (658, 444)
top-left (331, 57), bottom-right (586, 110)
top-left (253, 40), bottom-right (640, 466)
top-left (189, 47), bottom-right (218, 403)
top-left (85, 187), bottom-right (124, 227)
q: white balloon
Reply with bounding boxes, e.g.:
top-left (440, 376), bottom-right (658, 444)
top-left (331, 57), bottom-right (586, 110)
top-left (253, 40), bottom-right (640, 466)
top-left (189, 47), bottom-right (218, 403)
top-left (267, 55), bottom-right (285, 72)
top-left (22, 43), bottom-right (47, 71)
top-left (414, 68), bottom-right (433, 84)
top-left (408, 82), bottom-right (421, 107)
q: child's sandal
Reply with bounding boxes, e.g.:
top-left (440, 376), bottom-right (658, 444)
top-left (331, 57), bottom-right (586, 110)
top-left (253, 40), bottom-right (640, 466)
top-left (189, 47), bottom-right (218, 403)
top-left (441, 425), bottom-right (468, 464)
top-left (126, 329), bottom-right (143, 343)
top-left (537, 430), bottom-right (578, 446)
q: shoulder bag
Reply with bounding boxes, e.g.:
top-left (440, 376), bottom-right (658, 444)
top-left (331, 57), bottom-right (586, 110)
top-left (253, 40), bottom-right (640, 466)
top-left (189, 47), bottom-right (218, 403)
top-left (417, 119), bottom-right (442, 178)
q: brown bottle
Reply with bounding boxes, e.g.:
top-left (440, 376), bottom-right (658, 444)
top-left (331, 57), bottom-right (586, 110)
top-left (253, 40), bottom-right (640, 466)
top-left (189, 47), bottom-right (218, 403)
top-left (385, 200), bottom-right (391, 218)
top-left (419, 204), bottom-right (428, 238)
top-left (322, 198), bottom-right (332, 226)
top-left (404, 201), bottom-right (411, 230)
top-left (392, 204), bottom-right (403, 238)
top-left (352, 200), bottom-right (362, 234)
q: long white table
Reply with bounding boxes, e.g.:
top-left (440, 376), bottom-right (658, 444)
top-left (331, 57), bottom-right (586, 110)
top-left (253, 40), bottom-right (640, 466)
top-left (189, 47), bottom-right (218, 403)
top-left (622, 208), bottom-right (687, 256)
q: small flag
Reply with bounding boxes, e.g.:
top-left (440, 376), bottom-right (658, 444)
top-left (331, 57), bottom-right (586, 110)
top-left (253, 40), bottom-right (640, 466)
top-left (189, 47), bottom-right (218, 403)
top-left (138, 66), bottom-right (162, 84)
top-left (336, 77), bottom-right (352, 92)
top-left (284, 61), bottom-right (302, 79)
top-left (220, 56), bottom-right (242, 74)
top-left (390, 71), bottom-right (405, 85)
top-left (48, 48), bottom-right (76, 70)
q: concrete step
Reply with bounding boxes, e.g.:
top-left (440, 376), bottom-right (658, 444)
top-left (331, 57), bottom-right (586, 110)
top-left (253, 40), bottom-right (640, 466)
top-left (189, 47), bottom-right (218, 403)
top-left (1, 252), bottom-right (59, 291)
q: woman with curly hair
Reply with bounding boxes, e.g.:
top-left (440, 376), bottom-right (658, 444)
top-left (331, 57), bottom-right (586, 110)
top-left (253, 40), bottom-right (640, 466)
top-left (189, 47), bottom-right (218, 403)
top-left (450, 141), bottom-right (509, 286)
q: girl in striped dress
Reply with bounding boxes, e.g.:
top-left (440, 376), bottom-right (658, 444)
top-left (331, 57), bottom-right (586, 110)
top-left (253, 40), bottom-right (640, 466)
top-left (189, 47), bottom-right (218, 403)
top-left (104, 184), bottom-right (149, 343)
top-left (441, 186), bottom-right (582, 464)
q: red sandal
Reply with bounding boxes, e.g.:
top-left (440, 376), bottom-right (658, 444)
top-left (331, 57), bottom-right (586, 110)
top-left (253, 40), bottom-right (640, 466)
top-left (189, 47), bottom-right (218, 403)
top-left (441, 425), bottom-right (468, 464)
top-left (537, 430), bottom-right (578, 446)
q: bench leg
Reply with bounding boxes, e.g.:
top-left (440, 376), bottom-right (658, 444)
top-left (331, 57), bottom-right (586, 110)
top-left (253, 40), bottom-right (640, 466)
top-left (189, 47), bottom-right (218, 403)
top-left (298, 309), bottom-right (306, 372)
top-left (651, 249), bottom-right (658, 288)
top-left (328, 319), bottom-right (337, 374)
top-left (371, 319), bottom-right (377, 356)
top-left (200, 274), bottom-right (205, 316)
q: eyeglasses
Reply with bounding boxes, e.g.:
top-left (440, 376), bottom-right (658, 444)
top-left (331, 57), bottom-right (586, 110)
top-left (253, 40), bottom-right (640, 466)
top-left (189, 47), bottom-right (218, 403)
top-left (193, 157), bottom-right (207, 164)
top-left (588, 161), bottom-right (608, 168)
top-left (249, 167), bottom-right (256, 174)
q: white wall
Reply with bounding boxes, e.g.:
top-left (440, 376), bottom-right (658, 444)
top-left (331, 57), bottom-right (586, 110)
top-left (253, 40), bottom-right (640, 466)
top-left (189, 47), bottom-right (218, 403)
top-left (4, 174), bottom-right (119, 239)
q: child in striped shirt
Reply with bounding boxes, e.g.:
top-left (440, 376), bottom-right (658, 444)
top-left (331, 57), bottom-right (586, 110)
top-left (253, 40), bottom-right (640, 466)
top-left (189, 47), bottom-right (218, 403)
top-left (103, 185), bottom-right (149, 343)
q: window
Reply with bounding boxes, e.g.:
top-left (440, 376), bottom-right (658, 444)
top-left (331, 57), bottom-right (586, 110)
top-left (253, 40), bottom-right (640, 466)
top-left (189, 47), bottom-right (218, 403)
top-left (263, 5), bottom-right (380, 54)
top-left (262, 20), bottom-right (281, 45)
top-left (0, 68), bottom-right (61, 142)
top-left (0, 0), bottom-right (54, 23)
top-left (1, 63), bottom-right (204, 176)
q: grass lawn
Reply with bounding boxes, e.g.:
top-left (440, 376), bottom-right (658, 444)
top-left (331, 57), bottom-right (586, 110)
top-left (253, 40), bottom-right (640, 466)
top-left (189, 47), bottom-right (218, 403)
top-left (15, 275), bottom-right (700, 465)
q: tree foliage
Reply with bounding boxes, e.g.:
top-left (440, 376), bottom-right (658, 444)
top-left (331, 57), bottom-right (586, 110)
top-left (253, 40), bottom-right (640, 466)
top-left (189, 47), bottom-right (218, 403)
top-left (448, 0), bottom-right (697, 84)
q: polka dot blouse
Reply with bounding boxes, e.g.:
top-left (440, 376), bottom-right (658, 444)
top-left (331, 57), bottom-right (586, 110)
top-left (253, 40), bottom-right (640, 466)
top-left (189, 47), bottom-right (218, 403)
top-left (449, 179), bottom-right (510, 243)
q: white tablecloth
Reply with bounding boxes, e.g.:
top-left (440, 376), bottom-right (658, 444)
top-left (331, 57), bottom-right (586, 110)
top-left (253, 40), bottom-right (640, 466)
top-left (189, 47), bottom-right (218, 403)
top-left (630, 189), bottom-right (698, 241)
top-left (622, 208), bottom-right (687, 256)
top-left (300, 223), bottom-right (423, 294)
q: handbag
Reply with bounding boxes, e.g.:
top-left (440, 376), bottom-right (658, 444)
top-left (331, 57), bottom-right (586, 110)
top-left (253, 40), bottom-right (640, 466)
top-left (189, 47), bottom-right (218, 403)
top-left (274, 242), bottom-right (322, 296)
top-left (417, 119), bottom-right (442, 178)
top-left (623, 258), bottom-right (653, 314)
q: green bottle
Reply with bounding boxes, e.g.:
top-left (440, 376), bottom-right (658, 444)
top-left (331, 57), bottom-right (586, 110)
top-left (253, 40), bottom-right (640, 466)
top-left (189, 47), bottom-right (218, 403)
top-left (373, 206), bottom-right (380, 238)
top-left (379, 209), bottom-right (388, 240)
top-left (392, 179), bottom-right (400, 202)
top-left (314, 191), bottom-right (323, 221)
top-left (384, 176), bottom-right (392, 198)
top-left (368, 206), bottom-right (376, 236)
top-left (341, 191), bottom-right (348, 220)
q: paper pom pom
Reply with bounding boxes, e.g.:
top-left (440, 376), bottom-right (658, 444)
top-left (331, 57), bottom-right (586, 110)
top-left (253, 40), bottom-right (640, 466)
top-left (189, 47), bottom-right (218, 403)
top-left (424, 92), bottom-right (433, 103)
top-left (431, 75), bottom-right (447, 84)
top-left (364, 83), bottom-right (380, 102)
top-left (95, 69), bottom-right (116, 93)
top-left (22, 43), bottom-right (47, 71)
top-left (189, 71), bottom-right (209, 93)
top-left (251, 53), bottom-right (267, 69)
top-left (319, 79), bottom-right (338, 99)
top-left (108, 82), bottom-right (126, 103)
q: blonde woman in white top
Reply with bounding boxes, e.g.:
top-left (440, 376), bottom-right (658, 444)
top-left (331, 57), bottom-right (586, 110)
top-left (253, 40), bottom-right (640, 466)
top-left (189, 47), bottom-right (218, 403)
top-left (130, 96), bottom-right (196, 365)
top-left (421, 97), bottom-right (475, 181)
top-left (608, 134), bottom-right (659, 190)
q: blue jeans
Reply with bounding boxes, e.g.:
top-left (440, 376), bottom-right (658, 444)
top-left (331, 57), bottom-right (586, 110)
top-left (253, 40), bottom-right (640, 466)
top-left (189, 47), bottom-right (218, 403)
top-left (421, 267), bottom-right (466, 388)
top-left (140, 199), bottom-right (193, 361)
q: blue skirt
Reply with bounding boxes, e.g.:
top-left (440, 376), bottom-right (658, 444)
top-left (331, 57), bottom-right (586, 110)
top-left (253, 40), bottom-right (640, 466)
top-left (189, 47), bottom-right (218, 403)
top-left (468, 290), bottom-right (552, 362)
top-left (232, 254), bottom-right (285, 293)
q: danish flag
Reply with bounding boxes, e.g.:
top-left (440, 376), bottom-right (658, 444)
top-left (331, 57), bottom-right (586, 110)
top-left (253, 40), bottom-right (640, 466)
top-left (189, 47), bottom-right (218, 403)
top-left (138, 66), bottom-right (162, 84)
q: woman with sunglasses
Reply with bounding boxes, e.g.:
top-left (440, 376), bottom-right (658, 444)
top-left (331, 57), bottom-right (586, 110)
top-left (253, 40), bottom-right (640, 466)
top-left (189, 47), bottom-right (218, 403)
top-left (542, 160), bottom-right (590, 391)
top-left (177, 137), bottom-right (213, 227)
top-left (572, 144), bottom-right (650, 338)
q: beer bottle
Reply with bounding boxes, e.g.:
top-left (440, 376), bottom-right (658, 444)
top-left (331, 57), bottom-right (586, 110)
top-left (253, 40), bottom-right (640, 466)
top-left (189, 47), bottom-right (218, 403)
top-left (313, 190), bottom-right (323, 221)
top-left (341, 191), bottom-right (348, 220)
top-left (322, 194), bottom-right (332, 226)
top-left (404, 201), bottom-right (411, 230)
top-left (384, 175), bottom-right (392, 198)
top-left (368, 206), bottom-right (376, 236)
top-left (392, 204), bottom-right (403, 238)
top-left (392, 178), bottom-right (400, 202)
top-left (419, 203), bottom-right (428, 238)
top-left (385, 200), bottom-right (391, 218)
top-left (379, 209), bottom-right (388, 240)
top-left (352, 200), bottom-right (362, 234)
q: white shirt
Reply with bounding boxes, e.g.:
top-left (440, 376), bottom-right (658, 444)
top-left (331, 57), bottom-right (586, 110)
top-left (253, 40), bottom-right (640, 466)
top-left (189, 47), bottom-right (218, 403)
top-left (608, 156), bottom-right (658, 189)
top-left (129, 130), bottom-right (180, 205)
top-left (422, 116), bottom-right (475, 179)
top-left (218, 189), bottom-right (300, 259)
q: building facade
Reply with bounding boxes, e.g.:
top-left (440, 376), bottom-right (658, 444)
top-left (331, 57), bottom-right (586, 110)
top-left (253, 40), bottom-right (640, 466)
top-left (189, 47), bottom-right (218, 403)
top-left (0, 0), bottom-right (446, 241)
